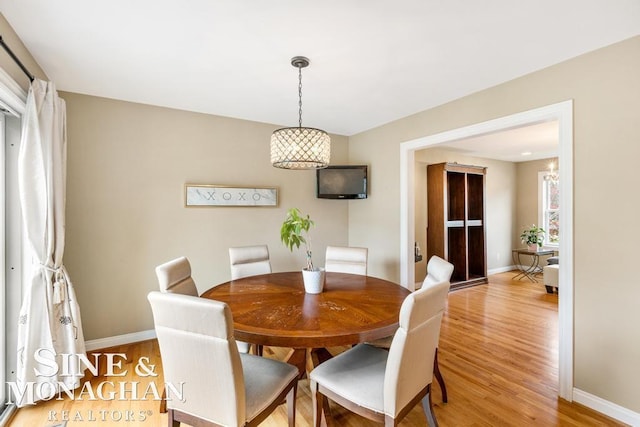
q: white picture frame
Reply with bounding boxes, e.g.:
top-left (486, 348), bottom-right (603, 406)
top-left (185, 184), bottom-right (278, 207)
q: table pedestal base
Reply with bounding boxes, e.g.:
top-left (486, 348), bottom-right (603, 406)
top-left (284, 347), bottom-right (334, 426)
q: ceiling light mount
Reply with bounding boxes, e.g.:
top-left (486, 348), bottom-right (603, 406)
top-left (270, 56), bottom-right (330, 170)
top-left (291, 56), bottom-right (309, 69)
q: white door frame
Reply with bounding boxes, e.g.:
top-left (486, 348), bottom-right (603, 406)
top-left (0, 67), bottom-right (26, 423)
top-left (399, 100), bottom-right (574, 400)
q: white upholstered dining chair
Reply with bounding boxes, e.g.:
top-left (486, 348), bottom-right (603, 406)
top-left (229, 245), bottom-right (272, 280)
top-left (155, 256), bottom-right (250, 353)
top-left (420, 255), bottom-right (454, 403)
top-left (148, 291), bottom-right (298, 427)
top-left (369, 255), bottom-right (454, 403)
top-left (324, 245), bottom-right (368, 275)
top-left (309, 279), bottom-right (451, 427)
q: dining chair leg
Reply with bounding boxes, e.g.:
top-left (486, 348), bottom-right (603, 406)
top-left (433, 348), bottom-right (448, 403)
top-left (310, 348), bottom-right (335, 423)
top-left (422, 384), bottom-right (439, 427)
top-left (310, 380), bottom-right (323, 427)
top-left (384, 414), bottom-right (399, 427)
top-left (167, 409), bottom-right (179, 427)
top-left (159, 387), bottom-right (167, 413)
top-left (286, 383), bottom-right (297, 427)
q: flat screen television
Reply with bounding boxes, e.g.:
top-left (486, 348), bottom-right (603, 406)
top-left (316, 165), bottom-right (368, 199)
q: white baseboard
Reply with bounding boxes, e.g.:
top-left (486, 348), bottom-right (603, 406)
top-left (488, 265), bottom-right (516, 275)
top-left (85, 329), bottom-right (156, 352)
top-left (573, 388), bottom-right (640, 426)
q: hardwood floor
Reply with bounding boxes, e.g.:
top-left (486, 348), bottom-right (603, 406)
top-left (9, 272), bottom-right (624, 426)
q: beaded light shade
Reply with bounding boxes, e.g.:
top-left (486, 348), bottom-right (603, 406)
top-left (271, 56), bottom-right (330, 170)
top-left (271, 127), bottom-right (330, 169)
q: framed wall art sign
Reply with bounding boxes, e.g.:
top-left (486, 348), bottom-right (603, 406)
top-left (185, 184), bottom-right (278, 207)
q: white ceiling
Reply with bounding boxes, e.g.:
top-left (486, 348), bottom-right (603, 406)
top-left (1, 1), bottom-right (639, 141)
top-left (438, 120), bottom-right (559, 163)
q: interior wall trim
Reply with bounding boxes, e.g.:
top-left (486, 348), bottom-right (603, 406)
top-left (573, 388), bottom-right (640, 426)
top-left (84, 329), bottom-right (156, 352)
top-left (487, 265), bottom-right (516, 275)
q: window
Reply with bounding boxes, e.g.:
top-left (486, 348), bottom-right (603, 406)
top-left (538, 170), bottom-right (559, 247)
top-left (1, 109), bottom-right (24, 425)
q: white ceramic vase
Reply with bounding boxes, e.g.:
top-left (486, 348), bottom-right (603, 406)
top-left (302, 268), bottom-right (325, 294)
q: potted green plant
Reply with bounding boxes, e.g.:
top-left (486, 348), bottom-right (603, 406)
top-left (280, 208), bottom-right (325, 293)
top-left (520, 224), bottom-right (546, 251)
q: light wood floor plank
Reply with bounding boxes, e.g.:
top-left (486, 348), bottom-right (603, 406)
top-left (8, 272), bottom-right (624, 426)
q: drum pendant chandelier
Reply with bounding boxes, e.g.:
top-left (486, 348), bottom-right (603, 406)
top-left (271, 56), bottom-right (330, 169)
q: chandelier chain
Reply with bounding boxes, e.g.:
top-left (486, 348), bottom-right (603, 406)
top-left (298, 65), bottom-right (303, 128)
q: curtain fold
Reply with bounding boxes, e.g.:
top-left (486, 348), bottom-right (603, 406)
top-left (16, 79), bottom-right (85, 406)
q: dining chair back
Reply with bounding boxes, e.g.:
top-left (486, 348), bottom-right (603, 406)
top-left (155, 256), bottom-right (250, 354)
top-left (309, 279), bottom-right (450, 426)
top-left (421, 255), bottom-right (455, 288)
top-left (155, 256), bottom-right (198, 296)
top-left (148, 291), bottom-right (298, 427)
top-left (229, 245), bottom-right (272, 280)
top-left (324, 245), bottom-right (368, 275)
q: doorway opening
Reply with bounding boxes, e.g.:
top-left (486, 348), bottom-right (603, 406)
top-left (399, 100), bottom-right (574, 400)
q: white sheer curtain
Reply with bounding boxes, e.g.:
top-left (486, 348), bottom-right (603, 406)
top-left (16, 79), bottom-right (85, 406)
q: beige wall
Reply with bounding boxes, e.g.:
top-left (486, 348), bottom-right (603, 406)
top-left (0, 14), bottom-right (47, 89)
top-left (414, 149), bottom-right (517, 281)
top-left (61, 92), bottom-right (350, 340)
top-left (349, 36), bottom-right (640, 412)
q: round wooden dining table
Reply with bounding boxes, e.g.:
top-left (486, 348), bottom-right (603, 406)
top-left (201, 271), bottom-right (411, 377)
